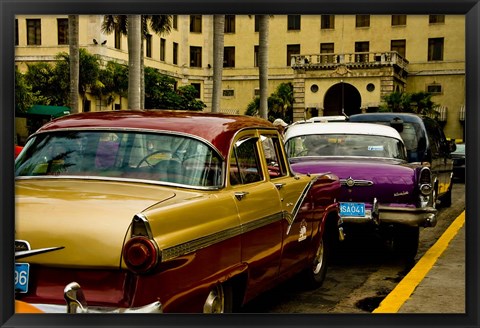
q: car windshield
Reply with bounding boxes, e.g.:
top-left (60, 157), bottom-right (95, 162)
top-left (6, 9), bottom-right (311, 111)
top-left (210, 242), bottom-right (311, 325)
top-left (285, 134), bottom-right (407, 160)
top-left (15, 130), bottom-right (224, 188)
top-left (452, 143), bottom-right (465, 155)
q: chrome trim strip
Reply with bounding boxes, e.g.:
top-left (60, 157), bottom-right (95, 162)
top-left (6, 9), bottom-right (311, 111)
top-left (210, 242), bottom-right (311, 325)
top-left (161, 212), bottom-right (283, 261)
top-left (15, 175), bottom-right (223, 191)
top-left (339, 178), bottom-right (373, 187)
top-left (285, 176), bottom-right (318, 235)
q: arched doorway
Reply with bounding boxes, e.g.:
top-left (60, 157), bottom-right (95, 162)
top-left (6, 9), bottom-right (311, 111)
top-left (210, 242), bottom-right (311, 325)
top-left (323, 82), bottom-right (362, 116)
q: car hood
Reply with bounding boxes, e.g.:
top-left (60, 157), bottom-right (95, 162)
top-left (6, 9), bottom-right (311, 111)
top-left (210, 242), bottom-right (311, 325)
top-left (290, 157), bottom-right (417, 203)
top-left (15, 178), bottom-right (196, 268)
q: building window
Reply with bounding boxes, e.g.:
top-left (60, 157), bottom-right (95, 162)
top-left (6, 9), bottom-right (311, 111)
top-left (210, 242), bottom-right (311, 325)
top-left (320, 43), bottom-right (334, 63)
top-left (254, 88), bottom-right (260, 96)
top-left (190, 15), bottom-right (202, 33)
top-left (190, 46), bottom-right (202, 67)
top-left (355, 15), bottom-right (370, 28)
top-left (287, 15), bottom-right (301, 30)
top-left (224, 47), bottom-right (235, 67)
top-left (223, 89), bottom-right (234, 97)
top-left (391, 39), bottom-right (406, 58)
top-left (354, 41), bottom-right (369, 62)
top-left (225, 15), bottom-right (235, 33)
top-left (172, 15), bottom-right (178, 29)
top-left (26, 19), bottom-right (41, 45)
top-left (15, 19), bottom-right (18, 45)
top-left (191, 83), bottom-right (201, 98)
top-left (57, 18), bottom-right (68, 45)
top-left (428, 38), bottom-right (444, 61)
top-left (287, 44), bottom-right (300, 66)
top-left (254, 45), bottom-right (259, 67)
top-left (321, 15), bottom-right (335, 29)
top-left (145, 34), bottom-right (152, 58)
top-left (96, 97), bottom-right (108, 111)
top-left (254, 15), bottom-right (260, 32)
top-left (427, 84), bottom-right (442, 94)
top-left (173, 42), bottom-right (178, 65)
top-left (160, 38), bottom-right (166, 61)
top-left (114, 29), bottom-right (121, 49)
top-left (429, 15), bottom-right (445, 24)
top-left (391, 15), bottom-right (406, 26)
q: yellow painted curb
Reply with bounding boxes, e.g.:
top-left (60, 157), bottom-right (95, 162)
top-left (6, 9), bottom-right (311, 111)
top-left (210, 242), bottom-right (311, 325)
top-left (373, 210), bottom-right (465, 313)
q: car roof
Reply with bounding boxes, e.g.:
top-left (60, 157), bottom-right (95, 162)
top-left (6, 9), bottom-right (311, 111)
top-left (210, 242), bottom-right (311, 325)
top-left (349, 112), bottom-right (425, 124)
top-left (284, 122), bottom-right (404, 141)
top-left (34, 110), bottom-right (276, 157)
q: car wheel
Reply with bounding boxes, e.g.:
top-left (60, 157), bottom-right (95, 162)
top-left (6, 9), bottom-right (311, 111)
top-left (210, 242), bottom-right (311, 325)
top-left (394, 226), bottom-right (419, 260)
top-left (203, 283), bottom-right (233, 313)
top-left (440, 182), bottom-right (453, 208)
top-left (303, 232), bottom-right (330, 289)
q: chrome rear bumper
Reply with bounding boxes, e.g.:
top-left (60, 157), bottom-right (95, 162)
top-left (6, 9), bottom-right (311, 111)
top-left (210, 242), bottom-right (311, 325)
top-left (32, 282), bottom-right (163, 314)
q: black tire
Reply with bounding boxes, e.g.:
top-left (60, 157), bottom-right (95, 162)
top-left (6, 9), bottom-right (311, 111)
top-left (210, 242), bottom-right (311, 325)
top-left (203, 283), bottom-right (233, 313)
top-left (440, 182), bottom-right (453, 207)
top-left (303, 231), bottom-right (330, 289)
top-left (393, 226), bottom-right (419, 260)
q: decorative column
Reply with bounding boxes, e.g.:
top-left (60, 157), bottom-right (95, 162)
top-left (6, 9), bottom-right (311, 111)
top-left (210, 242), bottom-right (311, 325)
top-left (292, 72), bottom-right (306, 122)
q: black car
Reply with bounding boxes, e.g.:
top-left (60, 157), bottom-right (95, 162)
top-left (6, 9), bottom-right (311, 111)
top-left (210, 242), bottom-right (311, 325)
top-left (349, 112), bottom-right (456, 207)
top-left (451, 143), bottom-right (465, 182)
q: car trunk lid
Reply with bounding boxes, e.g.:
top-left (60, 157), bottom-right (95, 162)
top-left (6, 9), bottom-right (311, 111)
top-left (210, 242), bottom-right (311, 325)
top-left (15, 178), bottom-right (184, 268)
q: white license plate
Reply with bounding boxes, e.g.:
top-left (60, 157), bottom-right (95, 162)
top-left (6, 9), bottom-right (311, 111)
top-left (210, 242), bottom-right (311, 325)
top-left (15, 263), bottom-right (30, 293)
top-left (339, 202), bottom-right (366, 217)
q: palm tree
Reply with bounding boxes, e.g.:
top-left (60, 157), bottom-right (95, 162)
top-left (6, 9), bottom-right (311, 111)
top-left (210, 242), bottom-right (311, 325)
top-left (258, 15), bottom-right (269, 120)
top-left (211, 15), bottom-right (225, 113)
top-left (68, 15), bottom-right (79, 113)
top-left (102, 15), bottom-right (172, 110)
top-left (127, 15), bottom-right (141, 109)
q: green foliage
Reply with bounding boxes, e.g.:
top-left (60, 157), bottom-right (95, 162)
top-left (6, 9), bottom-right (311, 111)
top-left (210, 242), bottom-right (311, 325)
top-left (56, 48), bottom-right (102, 97)
top-left (24, 62), bottom-right (68, 106)
top-left (380, 91), bottom-right (437, 116)
top-left (144, 67), bottom-right (206, 110)
top-left (91, 61), bottom-right (129, 104)
top-left (17, 49), bottom-right (205, 113)
top-left (15, 67), bottom-right (45, 114)
top-left (245, 82), bottom-right (293, 123)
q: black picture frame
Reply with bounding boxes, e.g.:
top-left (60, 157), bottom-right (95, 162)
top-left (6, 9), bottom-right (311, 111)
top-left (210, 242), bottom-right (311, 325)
top-left (1, 1), bottom-right (478, 327)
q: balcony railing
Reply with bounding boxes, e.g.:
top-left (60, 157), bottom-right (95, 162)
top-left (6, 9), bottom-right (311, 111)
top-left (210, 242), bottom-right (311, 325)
top-left (291, 51), bottom-right (409, 71)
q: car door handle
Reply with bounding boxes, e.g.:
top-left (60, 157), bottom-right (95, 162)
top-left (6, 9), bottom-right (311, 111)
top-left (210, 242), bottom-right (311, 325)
top-left (234, 191), bottom-right (249, 201)
top-left (275, 183), bottom-right (286, 190)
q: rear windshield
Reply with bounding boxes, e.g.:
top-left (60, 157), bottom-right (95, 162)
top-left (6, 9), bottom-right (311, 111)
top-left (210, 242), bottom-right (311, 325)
top-left (15, 130), bottom-right (224, 189)
top-left (285, 134), bottom-right (407, 160)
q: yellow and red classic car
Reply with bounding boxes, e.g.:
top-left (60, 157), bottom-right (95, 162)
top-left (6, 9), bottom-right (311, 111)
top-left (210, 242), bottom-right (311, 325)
top-left (14, 110), bottom-right (341, 313)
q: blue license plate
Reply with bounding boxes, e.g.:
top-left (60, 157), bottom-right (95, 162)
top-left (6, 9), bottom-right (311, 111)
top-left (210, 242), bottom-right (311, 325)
top-left (15, 263), bottom-right (30, 293)
top-left (339, 202), bottom-right (366, 217)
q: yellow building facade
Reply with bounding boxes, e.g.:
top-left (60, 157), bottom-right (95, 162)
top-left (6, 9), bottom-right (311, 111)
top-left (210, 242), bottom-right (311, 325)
top-left (15, 14), bottom-right (465, 140)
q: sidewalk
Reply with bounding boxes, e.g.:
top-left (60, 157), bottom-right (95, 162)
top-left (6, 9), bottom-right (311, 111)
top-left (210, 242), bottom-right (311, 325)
top-left (373, 211), bottom-right (465, 313)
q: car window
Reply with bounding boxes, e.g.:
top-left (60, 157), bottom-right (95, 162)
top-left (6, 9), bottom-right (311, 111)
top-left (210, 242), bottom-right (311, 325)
top-left (260, 134), bottom-right (288, 179)
top-left (15, 131), bottom-right (224, 188)
top-left (285, 134), bottom-right (407, 160)
top-left (229, 137), bottom-right (263, 185)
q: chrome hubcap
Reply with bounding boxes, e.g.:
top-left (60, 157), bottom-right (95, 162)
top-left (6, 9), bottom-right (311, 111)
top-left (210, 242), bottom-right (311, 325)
top-left (203, 284), bottom-right (224, 313)
top-left (312, 240), bottom-right (324, 274)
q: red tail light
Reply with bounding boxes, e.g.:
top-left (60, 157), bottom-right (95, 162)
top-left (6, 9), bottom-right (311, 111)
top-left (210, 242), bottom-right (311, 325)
top-left (123, 236), bottom-right (158, 273)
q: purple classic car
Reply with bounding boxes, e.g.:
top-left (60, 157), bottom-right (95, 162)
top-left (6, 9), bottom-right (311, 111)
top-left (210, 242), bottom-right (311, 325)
top-left (284, 122), bottom-right (437, 259)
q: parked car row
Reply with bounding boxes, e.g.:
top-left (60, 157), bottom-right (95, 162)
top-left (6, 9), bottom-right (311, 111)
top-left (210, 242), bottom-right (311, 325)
top-left (14, 110), bottom-right (341, 313)
top-left (284, 121), bottom-right (438, 259)
top-left (13, 110), bottom-right (456, 314)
